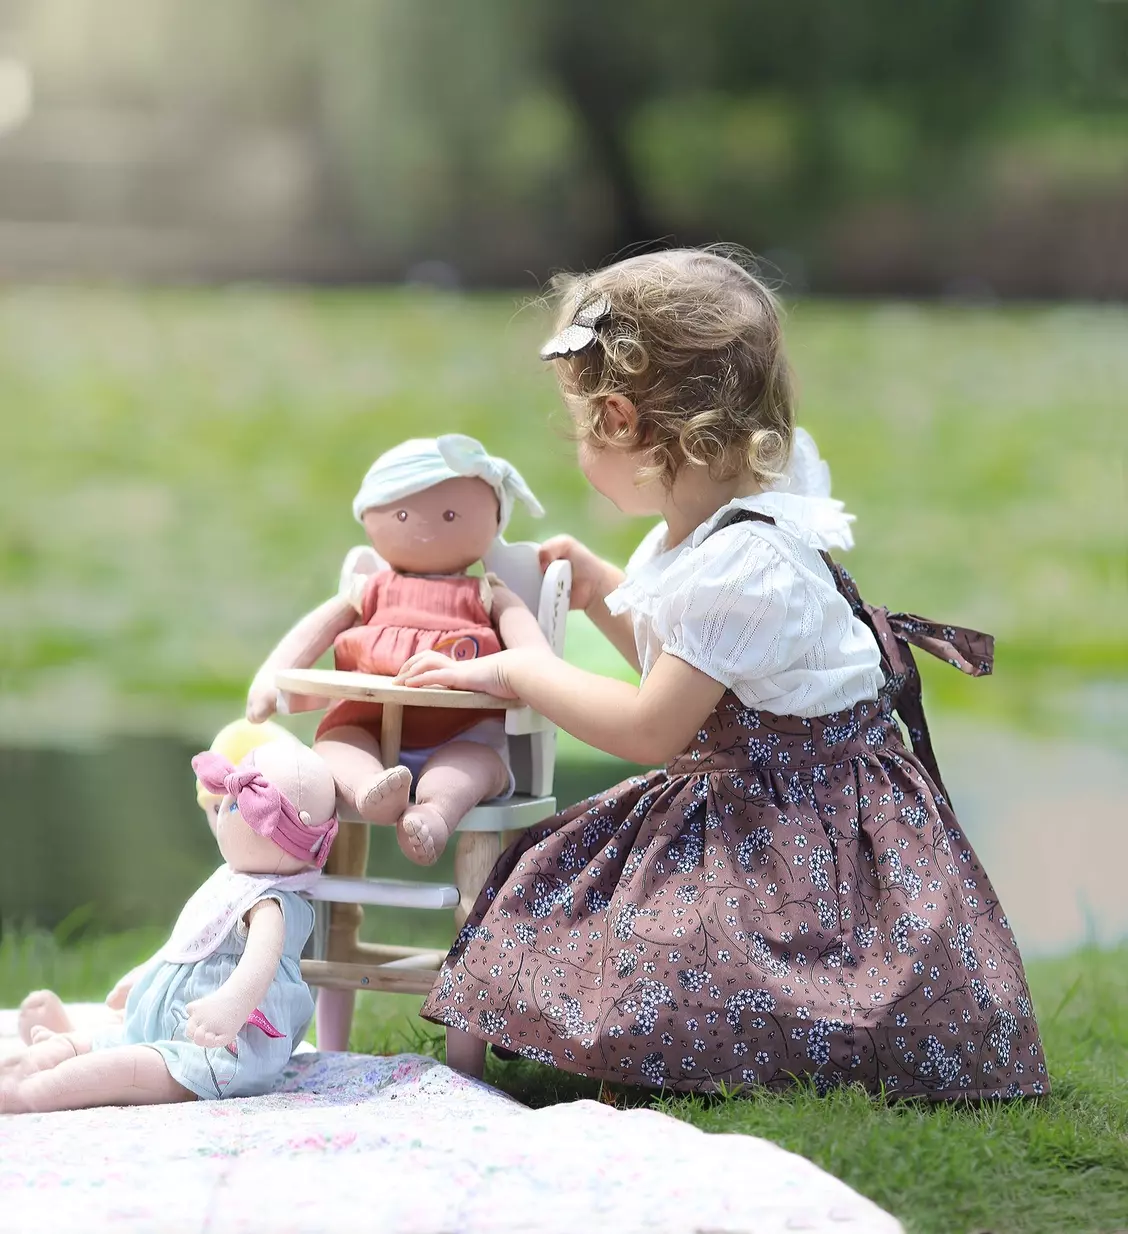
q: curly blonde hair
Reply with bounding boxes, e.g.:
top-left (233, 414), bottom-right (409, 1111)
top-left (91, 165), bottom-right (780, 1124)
top-left (548, 247), bottom-right (794, 488)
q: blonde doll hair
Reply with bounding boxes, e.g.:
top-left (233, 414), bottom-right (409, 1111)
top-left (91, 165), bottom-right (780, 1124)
top-left (195, 718), bottom-right (294, 813)
top-left (548, 247), bottom-right (794, 488)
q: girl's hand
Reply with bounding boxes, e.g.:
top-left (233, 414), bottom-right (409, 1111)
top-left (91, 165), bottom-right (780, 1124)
top-left (185, 992), bottom-right (246, 1049)
top-left (396, 650), bottom-right (521, 700)
top-left (539, 536), bottom-right (621, 613)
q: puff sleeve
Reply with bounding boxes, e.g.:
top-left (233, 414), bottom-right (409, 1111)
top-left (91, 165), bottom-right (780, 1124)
top-left (653, 527), bottom-right (808, 696)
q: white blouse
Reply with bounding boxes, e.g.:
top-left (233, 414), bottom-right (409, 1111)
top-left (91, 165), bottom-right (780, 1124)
top-left (604, 432), bottom-right (884, 718)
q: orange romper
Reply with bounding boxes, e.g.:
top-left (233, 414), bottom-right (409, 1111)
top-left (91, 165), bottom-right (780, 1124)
top-left (315, 570), bottom-right (505, 750)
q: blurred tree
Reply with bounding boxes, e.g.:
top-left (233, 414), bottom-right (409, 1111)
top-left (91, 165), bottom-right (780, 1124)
top-left (2, 0), bottom-right (1125, 290)
top-left (527, 0), bottom-right (661, 255)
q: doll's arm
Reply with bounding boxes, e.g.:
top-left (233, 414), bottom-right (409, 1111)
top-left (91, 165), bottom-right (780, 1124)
top-left (184, 898), bottom-right (286, 1048)
top-left (105, 959), bottom-right (157, 1010)
top-left (490, 583), bottom-right (552, 654)
top-left (247, 594), bottom-right (359, 722)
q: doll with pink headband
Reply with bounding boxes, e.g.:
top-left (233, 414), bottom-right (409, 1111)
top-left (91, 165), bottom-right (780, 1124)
top-left (1, 738), bottom-right (337, 1115)
top-left (14, 718), bottom-right (296, 1048)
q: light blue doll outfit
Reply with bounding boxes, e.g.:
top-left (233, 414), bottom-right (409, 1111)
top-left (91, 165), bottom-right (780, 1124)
top-left (92, 877), bottom-right (316, 1100)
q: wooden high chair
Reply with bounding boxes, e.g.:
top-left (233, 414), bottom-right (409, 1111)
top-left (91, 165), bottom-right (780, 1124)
top-left (275, 539), bottom-right (571, 1052)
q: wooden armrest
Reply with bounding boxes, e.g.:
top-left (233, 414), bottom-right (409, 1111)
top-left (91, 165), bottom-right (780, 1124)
top-left (275, 668), bottom-right (521, 710)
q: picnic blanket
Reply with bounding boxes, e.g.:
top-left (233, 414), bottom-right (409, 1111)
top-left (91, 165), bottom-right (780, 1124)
top-left (0, 1009), bottom-right (901, 1234)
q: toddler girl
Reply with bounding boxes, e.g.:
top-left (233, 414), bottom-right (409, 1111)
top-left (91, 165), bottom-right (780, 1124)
top-left (399, 248), bottom-right (1047, 1101)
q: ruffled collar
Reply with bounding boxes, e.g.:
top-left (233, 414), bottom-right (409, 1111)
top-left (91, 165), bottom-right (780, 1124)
top-left (605, 491), bottom-right (855, 618)
top-left (687, 491), bottom-right (854, 552)
top-left (653, 490), bottom-right (854, 557)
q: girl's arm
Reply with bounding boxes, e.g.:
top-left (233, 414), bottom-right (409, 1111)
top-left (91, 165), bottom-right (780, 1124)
top-left (400, 648), bottom-right (725, 768)
top-left (582, 572), bottom-right (641, 672)
top-left (539, 536), bottom-right (641, 673)
top-left (184, 898), bottom-right (287, 1048)
top-left (247, 594), bottom-right (359, 721)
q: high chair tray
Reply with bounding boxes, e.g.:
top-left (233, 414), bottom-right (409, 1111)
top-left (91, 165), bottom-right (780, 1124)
top-left (275, 668), bottom-right (520, 709)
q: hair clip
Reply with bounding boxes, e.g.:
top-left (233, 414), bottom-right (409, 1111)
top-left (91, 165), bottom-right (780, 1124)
top-left (540, 294), bottom-right (612, 361)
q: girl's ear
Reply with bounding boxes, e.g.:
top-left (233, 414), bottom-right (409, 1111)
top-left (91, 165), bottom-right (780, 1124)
top-left (601, 393), bottom-right (638, 439)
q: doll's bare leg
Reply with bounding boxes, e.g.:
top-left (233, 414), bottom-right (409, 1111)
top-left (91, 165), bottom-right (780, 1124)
top-left (17, 990), bottom-right (74, 1044)
top-left (0, 1042), bottom-right (193, 1115)
top-left (445, 1027), bottom-right (487, 1079)
top-left (315, 725), bottom-right (411, 824)
top-left (398, 743), bottom-right (508, 866)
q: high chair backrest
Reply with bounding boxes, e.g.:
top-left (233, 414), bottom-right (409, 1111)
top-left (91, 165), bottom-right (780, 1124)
top-left (338, 540), bottom-right (570, 799)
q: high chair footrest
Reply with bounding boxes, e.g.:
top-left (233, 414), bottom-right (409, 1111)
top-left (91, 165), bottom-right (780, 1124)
top-left (302, 957), bottom-right (442, 996)
top-left (305, 875), bottom-right (459, 910)
top-left (335, 795), bottom-right (558, 831)
top-left (458, 795), bottom-right (557, 832)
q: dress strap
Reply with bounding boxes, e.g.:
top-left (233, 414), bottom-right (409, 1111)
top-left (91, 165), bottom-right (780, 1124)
top-left (720, 507), bottom-right (993, 800)
top-left (818, 553), bottom-right (994, 800)
top-left (722, 509), bottom-right (777, 529)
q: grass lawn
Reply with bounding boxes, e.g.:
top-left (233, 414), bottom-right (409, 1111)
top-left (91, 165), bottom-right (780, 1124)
top-left (2, 927), bottom-right (1125, 1234)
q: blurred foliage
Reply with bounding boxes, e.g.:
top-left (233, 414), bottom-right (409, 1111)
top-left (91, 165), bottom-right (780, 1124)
top-left (4, 0), bottom-right (1127, 290)
top-left (0, 733), bottom-right (641, 934)
top-left (0, 287), bottom-right (1123, 751)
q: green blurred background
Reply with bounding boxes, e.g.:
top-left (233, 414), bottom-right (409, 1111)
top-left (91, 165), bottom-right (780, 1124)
top-left (0, 1), bottom-right (1125, 966)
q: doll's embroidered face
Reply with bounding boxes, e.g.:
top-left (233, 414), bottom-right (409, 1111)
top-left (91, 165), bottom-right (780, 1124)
top-left (361, 475), bottom-right (500, 574)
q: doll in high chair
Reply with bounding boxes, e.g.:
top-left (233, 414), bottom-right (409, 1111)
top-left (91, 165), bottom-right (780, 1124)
top-left (0, 739), bottom-right (337, 1115)
top-left (245, 434), bottom-right (547, 865)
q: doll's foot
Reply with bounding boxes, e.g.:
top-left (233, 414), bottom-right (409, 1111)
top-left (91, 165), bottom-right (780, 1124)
top-left (17, 990), bottom-right (73, 1045)
top-left (356, 766), bottom-right (412, 825)
top-left (397, 802), bottom-right (453, 866)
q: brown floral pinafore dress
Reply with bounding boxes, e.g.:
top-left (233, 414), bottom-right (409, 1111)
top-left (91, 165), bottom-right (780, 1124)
top-left (420, 512), bottom-right (1049, 1100)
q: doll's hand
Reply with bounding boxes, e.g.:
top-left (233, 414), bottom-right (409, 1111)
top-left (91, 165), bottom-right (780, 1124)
top-left (396, 650), bottom-right (520, 700)
top-left (105, 964), bottom-right (147, 1011)
top-left (184, 992), bottom-right (247, 1049)
top-left (246, 681), bottom-right (278, 723)
top-left (539, 536), bottom-right (619, 613)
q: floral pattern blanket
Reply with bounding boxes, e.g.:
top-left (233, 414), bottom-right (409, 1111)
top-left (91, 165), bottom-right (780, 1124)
top-left (0, 1009), bottom-right (900, 1233)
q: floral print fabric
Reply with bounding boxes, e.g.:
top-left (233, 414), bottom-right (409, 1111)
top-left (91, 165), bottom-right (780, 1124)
top-left (422, 535), bottom-right (1047, 1101)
